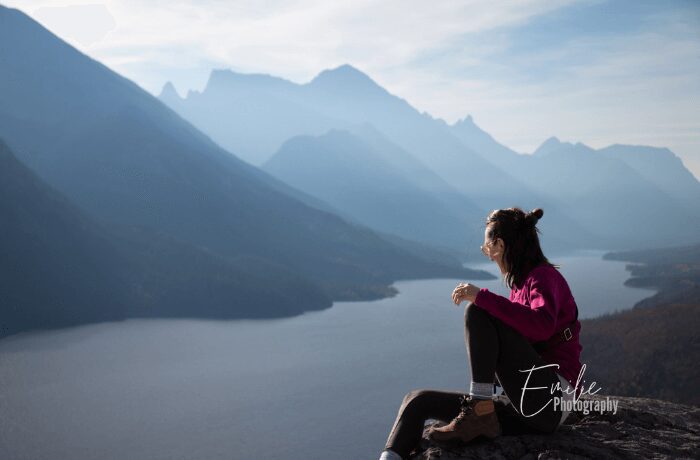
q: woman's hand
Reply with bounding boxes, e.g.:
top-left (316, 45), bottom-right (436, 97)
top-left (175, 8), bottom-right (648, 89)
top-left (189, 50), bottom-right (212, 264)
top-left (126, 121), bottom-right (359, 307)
top-left (452, 282), bottom-right (480, 305)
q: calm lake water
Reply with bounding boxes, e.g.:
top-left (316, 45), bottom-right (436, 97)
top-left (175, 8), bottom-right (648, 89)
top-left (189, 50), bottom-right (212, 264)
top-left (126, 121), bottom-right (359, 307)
top-left (0, 250), bottom-right (656, 459)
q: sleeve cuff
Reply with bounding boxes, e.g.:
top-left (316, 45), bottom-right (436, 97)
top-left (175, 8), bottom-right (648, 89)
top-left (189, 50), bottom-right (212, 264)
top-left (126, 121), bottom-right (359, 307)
top-left (474, 287), bottom-right (490, 307)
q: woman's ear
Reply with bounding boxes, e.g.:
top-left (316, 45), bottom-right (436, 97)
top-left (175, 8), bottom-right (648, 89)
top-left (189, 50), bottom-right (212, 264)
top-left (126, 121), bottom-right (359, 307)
top-left (490, 238), bottom-right (504, 258)
top-left (495, 237), bottom-right (505, 251)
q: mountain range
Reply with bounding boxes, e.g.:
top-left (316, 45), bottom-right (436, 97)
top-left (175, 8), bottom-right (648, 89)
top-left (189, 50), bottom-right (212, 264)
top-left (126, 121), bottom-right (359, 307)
top-left (161, 66), bottom-right (700, 252)
top-left (262, 124), bottom-right (485, 253)
top-left (2, 3), bottom-right (699, 337)
top-left (0, 6), bottom-right (489, 337)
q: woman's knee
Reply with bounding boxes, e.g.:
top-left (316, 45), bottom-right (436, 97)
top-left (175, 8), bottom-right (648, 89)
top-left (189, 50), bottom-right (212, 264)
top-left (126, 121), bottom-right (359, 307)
top-left (399, 389), bottom-right (436, 415)
top-left (401, 389), bottom-right (429, 406)
top-left (465, 302), bottom-right (491, 329)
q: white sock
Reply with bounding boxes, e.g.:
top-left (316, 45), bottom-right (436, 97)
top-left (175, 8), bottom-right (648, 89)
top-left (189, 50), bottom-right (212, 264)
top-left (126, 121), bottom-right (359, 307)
top-left (469, 381), bottom-right (494, 400)
top-left (379, 448), bottom-right (403, 460)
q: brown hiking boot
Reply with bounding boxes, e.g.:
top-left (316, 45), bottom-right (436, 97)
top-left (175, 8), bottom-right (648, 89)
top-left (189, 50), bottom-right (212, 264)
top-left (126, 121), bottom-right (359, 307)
top-left (427, 395), bottom-right (501, 443)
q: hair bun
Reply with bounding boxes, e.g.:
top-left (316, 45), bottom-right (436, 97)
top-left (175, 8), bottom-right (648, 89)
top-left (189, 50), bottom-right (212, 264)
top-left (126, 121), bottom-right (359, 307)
top-left (526, 208), bottom-right (544, 226)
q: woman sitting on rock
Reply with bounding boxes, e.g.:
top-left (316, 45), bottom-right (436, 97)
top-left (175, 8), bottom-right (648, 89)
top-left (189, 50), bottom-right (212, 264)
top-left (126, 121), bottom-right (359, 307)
top-left (380, 207), bottom-right (583, 460)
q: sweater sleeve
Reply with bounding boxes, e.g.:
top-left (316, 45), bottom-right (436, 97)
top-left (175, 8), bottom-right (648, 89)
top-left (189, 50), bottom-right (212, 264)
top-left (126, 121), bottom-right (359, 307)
top-left (473, 273), bottom-right (559, 342)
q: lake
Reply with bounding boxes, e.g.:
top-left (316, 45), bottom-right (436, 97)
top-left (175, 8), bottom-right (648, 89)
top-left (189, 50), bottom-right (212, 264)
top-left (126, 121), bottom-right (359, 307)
top-left (0, 250), bottom-right (656, 459)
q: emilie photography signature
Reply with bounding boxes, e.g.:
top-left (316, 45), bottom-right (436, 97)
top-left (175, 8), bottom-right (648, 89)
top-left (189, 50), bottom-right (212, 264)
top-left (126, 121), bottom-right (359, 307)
top-left (518, 363), bottom-right (619, 416)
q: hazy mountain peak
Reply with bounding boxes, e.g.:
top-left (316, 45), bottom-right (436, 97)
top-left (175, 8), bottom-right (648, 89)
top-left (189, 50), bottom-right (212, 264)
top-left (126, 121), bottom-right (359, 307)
top-left (533, 137), bottom-right (597, 156)
top-left (605, 143), bottom-right (674, 157)
top-left (533, 136), bottom-right (565, 156)
top-left (448, 114), bottom-right (527, 161)
top-left (538, 135), bottom-right (562, 147)
top-left (538, 137), bottom-right (591, 155)
top-left (202, 68), bottom-right (295, 95)
top-left (452, 114), bottom-right (487, 135)
top-left (574, 141), bottom-right (597, 153)
top-left (453, 114), bottom-right (475, 127)
top-left (159, 81), bottom-right (181, 101)
top-left (308, 63), bottom-right (382, 93)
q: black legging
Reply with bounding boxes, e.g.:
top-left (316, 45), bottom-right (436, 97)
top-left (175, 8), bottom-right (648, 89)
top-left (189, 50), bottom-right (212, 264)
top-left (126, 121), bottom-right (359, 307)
top-left (384, 302), bottom-right (565, 458)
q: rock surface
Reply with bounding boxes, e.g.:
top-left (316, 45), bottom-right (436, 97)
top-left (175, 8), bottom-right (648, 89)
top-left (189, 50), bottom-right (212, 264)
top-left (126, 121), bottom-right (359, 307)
top-left (410, 395), bottom-right (700, 459)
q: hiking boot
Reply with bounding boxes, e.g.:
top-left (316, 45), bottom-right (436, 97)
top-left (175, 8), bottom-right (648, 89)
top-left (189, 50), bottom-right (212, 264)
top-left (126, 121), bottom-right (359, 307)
top-left (427, 395), bottom-right (501, 443)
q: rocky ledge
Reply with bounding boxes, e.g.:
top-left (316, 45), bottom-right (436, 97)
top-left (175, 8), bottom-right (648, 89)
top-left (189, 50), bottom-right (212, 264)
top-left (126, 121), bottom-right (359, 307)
top-left (410, 395), bottom-right (700, 459)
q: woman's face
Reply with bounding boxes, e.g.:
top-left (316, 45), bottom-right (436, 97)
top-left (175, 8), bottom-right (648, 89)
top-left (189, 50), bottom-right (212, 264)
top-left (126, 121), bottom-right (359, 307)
top-left (482, 226), bottom-right (505, 274)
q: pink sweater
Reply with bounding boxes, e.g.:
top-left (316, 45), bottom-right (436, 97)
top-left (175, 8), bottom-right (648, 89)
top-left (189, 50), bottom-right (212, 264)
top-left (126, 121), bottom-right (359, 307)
top-left (473, 263), bottom-right (583, 390)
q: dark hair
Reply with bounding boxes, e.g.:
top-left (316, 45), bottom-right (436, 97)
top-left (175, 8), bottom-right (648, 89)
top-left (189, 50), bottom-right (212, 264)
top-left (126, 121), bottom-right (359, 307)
top-left (484, 207), bottom-right (559, 289)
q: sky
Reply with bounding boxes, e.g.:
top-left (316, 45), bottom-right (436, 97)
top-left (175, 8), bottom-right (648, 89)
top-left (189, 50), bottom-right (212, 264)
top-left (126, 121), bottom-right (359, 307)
top-left (6, 0), bottom-right (700, 179)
